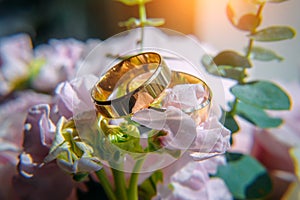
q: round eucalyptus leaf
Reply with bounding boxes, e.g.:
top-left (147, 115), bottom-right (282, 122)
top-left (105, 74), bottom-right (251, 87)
top-left (213, 51), bottom-right (252, 69)
top-left (231, 81), bottom-right (291, 110)
top-left (235, 101), bottom-right (282, 128)
top-left (248, 46), bottom-right (283, 61)
top-left (215, 153), bottom-right (272, 199)
top-left (248, 26), bottom-right (296, 42)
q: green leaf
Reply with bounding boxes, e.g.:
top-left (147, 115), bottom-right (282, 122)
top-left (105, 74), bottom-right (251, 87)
top-left (223, 111), bottom-right (239, 145)
top-left (248, 26), bottom-right (296, 42)
top-left (144, 18), bottom-right (165, 27)
top-left (237, 14), bottom-right (261, 32)
top-left (248, 46), bottom-right (283, 61)
top-left (223, 112), bottom-right (239, 134)
top-left (217, 66), bottom-right (246, 81)
top-left (231, 81), bottom-right (291, 110)
top-left (138, 171), bottom-right (163, 200)
top-left (226, 5), bottom-right (261, 32)
top-left (116, 0), bottom-right (151, 6)
top-left (215, 153), bottom-right (272, 199)
top-left (235, 101), bottom-right (282, 128)
top-left (201, 53), bottom-right (248, 81)
top-left (201, 54), bottom-right (220, 76)
top-left (201, 55), bottom-right (246, 80)
top-left (213, 51), bottom-right (252, 69)
top-left (119, 17), bottom-right (140, 28)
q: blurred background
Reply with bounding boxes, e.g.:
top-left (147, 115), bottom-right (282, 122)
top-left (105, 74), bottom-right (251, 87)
top-left (0, 0), bottom-right (299, 81)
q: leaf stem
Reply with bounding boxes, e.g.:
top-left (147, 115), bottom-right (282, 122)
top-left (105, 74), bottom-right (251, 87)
top-left (229, 98), bottom-right (238, 116)
top-left (95, 169), bottom-right (117, 200)
top-left (245, 38), bottom-right (254, 59)
top-left (139, 3), bottom-right (147, 23)
top-left (139, 2), bottom-right (147, 50)
top-left (112, 167), bottom-right (128, 200)
top-left (256, 2), bottom-right (266, 19)
top-left (231, 2), bottom-right (266, 115)
top-left (245, 2), bottom-right (265, 58)
top-left (127, 158), bottom-right (145, 200)
top-left (139, 3), bottom-right (147, 50)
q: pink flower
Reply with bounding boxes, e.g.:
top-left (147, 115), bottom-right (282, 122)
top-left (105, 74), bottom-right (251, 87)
top-left (55, 74), bottom-right (98, 118)
top-left (0, 34), bottom-right (33, 95)
top-left (12, 104), bottom-right (75, 200)
top-left (32, 39), bottom-right (86, 91)
top-left (0, 92), bottom-right (52, 165)
top-left (154, 155), bottom-right (232, 200)
top-left (0, 33), bottom-right (101, 96)
top-left (132, 83), bottom-right (231, 161)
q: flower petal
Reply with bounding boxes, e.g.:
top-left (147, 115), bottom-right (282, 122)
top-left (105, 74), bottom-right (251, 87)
top-left (190, 117), bottom-right (231, 161)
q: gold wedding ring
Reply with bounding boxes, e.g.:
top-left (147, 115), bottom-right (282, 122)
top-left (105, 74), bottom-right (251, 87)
top-left (150, 71), bottom-right (212, 124)
top-left (91, 52), bottom-right (172, 118)
top-left (169, 71), bottom-right (211, 111)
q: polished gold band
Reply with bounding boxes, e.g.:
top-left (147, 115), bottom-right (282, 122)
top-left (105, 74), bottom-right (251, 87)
top-left (151, 71), bottom-right (212, 123)
top-left (91, 52), bottom-right (172, 118)
top-left (169, 71), bottom-right (211, 112)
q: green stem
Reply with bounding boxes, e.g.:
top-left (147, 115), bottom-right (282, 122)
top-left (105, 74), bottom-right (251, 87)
top-left (127, 158), bottom-right (145, 200)
top-left (230, 2), bottom-right (266, 115)
top-left (256, 2), bottom-right (266, 19)
top-left (95, 169), bottom-right (117, 200)
top-left (138, 3), bottom-right (147, 50)
top-left (245, 38), bottom-right (254, 59)
top-left (229, 98), bottom-right (238, 116)
top-left (245, 2), bottom-right (265, 58)
top-left (112, 167), bottom-right (128, 200)
top-left (139, 3), bottom-right (147, 23)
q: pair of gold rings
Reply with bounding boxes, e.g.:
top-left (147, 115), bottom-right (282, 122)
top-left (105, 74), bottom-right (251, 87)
top-left (91, 52), bottom-right (211, 120)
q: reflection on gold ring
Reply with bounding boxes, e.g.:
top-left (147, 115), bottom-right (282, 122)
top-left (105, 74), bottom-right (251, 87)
top-left (91, 52), bottom-right (172, 118)
top-left (151, 71), bottom-right (212, 124)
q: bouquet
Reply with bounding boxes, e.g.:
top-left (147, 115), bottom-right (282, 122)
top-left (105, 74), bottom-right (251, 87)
top-left (0, 0), bottom-right (298, 199)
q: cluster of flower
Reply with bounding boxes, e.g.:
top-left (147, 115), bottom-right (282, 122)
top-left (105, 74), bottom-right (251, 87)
top-left (0, 33), bottom-right (232, 200)
top-left (1, 32), bottom-right (298, 200)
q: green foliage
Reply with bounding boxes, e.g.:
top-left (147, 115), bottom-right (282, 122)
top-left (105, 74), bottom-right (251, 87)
top-left (117, 0), bottom-right (164, 29)
top-left (215, 153), bottom-right (272, 199)
top-left (223, 112), bottom-right (239, 134)
top-left (203, 0), bottom-right (294, 133)
top-left (119, 18), bottom-right (165, 29)
top-left (117, 0), bottom-right (152, 6)
top-left (248, 26), bottom-right (296, 42)
top-left (248, 46), bottom-right (283, 61)
top-left (227, 4), bottom-right (262, 32)
top-left (235, 101), bottom-right (282, 128)
top-left (214, 51), bottom-right (252, 69)
top-left (138, 171), bottom-right (163, 200)
top-left (231, 81), bottom-right (291, 110)
top-left (202, 51), bottom-right (251, 81)
top-left (223, 111), bottom-right (239, 144)
top-left (100, 118), bottom-right (144, 154)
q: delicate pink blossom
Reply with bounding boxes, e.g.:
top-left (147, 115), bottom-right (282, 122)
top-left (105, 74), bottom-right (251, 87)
top-left (12, 104), bottom-right (75, 200)
top-left (0, 91), bottom-right (52, 165)
top-left (154, 155), bottom-right (232, 200)
top-left (0, 34), bottom-right (33, 95)
top-left (32, 39), bottom-right (86, 91)
top-left (132, 83), bottom-right (230, 160)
